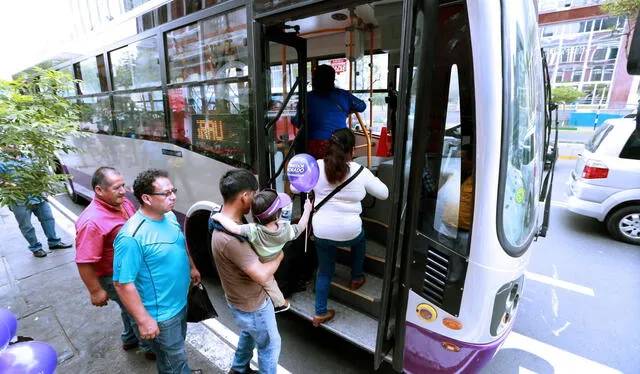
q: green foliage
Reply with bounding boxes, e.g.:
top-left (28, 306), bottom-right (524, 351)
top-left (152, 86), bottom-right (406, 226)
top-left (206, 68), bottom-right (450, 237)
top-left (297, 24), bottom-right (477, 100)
top-left (551, 86), bottom-right (585, 105)
top-left (601, 0), bottom-right (640, 17)
top-left (0, 68), bottom-right (82, 209)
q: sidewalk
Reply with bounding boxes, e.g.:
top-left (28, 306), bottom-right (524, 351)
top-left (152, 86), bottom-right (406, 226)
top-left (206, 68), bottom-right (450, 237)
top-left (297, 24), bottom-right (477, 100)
top-left (0, 203), bottom-right (230, 374)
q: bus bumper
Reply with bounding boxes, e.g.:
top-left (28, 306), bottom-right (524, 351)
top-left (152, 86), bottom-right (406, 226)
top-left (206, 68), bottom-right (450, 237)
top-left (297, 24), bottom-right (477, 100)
top-left (404, 321), bottom-right (509, 374)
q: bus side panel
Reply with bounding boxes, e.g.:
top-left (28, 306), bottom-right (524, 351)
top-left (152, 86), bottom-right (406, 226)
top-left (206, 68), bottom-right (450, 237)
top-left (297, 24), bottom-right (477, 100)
top-left (60, 134), bottom-right (238, 213)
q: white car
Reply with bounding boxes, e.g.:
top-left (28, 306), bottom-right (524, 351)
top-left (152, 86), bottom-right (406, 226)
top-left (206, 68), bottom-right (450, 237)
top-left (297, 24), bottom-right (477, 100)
top-left (565, 118), bottom-right (640, 245)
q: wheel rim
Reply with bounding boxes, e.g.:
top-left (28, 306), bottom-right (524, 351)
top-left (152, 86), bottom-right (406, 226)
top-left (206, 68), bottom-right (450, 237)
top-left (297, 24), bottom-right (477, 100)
top-left (618, 212), bottom-right (640, 240)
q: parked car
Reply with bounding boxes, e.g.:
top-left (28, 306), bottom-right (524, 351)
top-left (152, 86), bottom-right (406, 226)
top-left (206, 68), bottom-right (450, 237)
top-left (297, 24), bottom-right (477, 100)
top-left (565, 118), bottom-right (640, 245)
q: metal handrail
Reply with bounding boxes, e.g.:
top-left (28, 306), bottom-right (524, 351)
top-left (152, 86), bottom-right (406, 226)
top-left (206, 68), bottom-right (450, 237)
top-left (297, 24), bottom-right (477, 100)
top-left (351, 112), bottom-right (372, 168)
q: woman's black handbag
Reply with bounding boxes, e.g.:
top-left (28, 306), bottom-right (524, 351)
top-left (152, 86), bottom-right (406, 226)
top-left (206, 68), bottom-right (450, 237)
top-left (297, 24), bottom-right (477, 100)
top-left (187, 284), bottom-right (218, 323)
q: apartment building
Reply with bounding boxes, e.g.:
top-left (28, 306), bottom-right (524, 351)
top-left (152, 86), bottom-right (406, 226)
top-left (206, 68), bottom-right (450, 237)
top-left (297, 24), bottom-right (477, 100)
top-left (539, 0), bottom-right (638, 110)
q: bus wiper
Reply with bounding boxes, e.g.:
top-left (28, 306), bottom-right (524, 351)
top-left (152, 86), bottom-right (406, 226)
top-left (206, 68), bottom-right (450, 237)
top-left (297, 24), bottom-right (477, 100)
top-left (264, 78), bottom-right (299, 132)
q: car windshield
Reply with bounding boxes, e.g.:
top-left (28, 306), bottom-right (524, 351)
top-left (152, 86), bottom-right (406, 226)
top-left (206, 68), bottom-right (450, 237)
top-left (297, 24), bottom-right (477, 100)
top-left (586, 123), bottom-right (613, 153)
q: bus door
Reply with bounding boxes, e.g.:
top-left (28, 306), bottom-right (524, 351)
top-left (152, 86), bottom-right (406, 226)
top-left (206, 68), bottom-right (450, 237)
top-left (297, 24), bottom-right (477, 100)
top-left (254, 24), bottom-right (307, 190)
top-left (375, 1), bottom-right (440, 371)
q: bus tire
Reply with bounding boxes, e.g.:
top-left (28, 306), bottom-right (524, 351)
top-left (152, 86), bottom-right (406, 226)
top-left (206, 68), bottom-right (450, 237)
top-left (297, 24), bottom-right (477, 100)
top-left (55, 162), bottom-right (81, 204)
top-left (606, 205), bottom-right (640, 246)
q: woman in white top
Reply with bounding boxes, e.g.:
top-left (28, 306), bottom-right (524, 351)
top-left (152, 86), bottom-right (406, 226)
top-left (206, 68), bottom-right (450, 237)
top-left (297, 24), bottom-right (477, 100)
top-left (311, 128), bottom-right (389, 327)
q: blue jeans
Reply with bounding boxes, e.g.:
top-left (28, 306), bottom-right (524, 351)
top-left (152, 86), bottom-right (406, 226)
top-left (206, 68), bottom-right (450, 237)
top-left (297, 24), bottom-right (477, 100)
top-left (150, 306), bottom-right (190, 374)
top-left (98, 276), bottom-right (152, 353)
top-left (228, 298), bottom-right (281, 374)
top-left (314, 230), bottom-right (366, 315)
top-left (131, 306), bottom-right (190, 374)
top-left (11, 201), bottom-right (61, 252)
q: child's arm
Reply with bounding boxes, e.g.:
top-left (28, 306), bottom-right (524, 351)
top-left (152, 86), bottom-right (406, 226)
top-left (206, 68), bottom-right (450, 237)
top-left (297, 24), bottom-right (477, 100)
top-left (211, 213), bottom-right (243, 236)
top-left (297, 198), bottom-right (313, 229)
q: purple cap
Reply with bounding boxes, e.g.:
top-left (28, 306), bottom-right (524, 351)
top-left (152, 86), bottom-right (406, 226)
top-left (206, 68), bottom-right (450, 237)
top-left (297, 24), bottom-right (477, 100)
top-left (254, 192), bottom-right (292, 221)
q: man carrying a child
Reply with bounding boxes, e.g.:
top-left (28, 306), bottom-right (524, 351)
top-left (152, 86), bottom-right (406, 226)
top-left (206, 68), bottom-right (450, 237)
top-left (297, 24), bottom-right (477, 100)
top-left (211, 169), bottom-right (308, 374)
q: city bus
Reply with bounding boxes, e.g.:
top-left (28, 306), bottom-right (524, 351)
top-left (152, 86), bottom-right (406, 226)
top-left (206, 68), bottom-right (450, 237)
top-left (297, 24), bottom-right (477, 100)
top-left (49, 0), bottom-right (555, 372)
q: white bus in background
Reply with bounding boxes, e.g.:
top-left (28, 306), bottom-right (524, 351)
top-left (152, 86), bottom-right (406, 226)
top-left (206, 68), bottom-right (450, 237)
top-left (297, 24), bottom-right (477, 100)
top-left (51, 0), bottom-right (556, 372)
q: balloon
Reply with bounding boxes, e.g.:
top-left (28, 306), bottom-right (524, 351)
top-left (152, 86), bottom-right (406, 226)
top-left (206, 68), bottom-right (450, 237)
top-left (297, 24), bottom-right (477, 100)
top-left (0, 341), bottom-right (58, 374)
top-left (287, 153), bottom-right (320, 193)
top-left (0, 320), bottom-right (10, 352)
top-left (0, 308), bottom-right (18, 341)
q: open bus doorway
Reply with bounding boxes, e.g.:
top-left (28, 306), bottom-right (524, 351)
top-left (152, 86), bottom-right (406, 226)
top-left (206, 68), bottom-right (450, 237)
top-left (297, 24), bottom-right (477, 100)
top-left (254, 1), bottom-right (411, 370)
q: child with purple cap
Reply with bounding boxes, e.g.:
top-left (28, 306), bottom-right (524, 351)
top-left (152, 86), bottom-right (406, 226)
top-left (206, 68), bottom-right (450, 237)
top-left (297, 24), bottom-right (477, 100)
top-left (212, 189), bottom-right (312, 313)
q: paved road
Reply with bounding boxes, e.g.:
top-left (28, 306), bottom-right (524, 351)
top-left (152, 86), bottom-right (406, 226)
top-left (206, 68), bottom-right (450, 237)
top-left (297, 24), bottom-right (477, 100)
top-left (55, 160), bottom-right (639, 373)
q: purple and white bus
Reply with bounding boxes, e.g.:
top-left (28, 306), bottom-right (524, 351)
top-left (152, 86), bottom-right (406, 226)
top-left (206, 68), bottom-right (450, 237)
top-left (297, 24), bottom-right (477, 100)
top-left (52, 0), bottom-right (555, 372)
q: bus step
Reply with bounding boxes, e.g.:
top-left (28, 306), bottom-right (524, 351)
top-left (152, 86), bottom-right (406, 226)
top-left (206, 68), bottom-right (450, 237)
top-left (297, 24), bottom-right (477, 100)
top-left (337, 239), bottom-right (386, 277)
top-left (329, 263), bottom-right (382, 318)
top-left (288, 287), bottom-right (377, 353)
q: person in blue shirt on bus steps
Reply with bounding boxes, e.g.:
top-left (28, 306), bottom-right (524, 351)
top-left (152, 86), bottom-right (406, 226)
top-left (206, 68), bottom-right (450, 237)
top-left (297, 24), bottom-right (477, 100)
top-left (292, 64), bottom-right (367, 159)
top-left (211, 189), bottom-right (313, 313)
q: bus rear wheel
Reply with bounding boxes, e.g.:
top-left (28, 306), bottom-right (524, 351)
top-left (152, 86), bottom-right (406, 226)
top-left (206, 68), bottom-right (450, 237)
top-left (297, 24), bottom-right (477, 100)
top-left (55, 162), bottom-right (81, 204)
top-left (606, 205), bottom-right (640, 246)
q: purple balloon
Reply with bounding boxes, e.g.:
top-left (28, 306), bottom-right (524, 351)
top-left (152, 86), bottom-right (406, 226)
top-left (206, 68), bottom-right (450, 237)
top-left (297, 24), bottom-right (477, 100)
top-left (287, 153), bottom-right (319, 193)
top-left (0, 308), bottom-right (18, 341)
top-left (0, 320), bottom-right (10, 351)
top-left (0, 341), bottom-right (58, 374)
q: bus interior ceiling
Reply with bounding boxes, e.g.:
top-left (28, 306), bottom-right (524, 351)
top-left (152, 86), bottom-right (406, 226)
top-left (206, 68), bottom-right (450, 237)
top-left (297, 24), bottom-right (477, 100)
top-left (270, 1), bottom-right (405, 354)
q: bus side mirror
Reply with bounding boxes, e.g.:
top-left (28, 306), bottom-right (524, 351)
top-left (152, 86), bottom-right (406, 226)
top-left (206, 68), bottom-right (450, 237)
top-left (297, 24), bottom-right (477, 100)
top-left (628, 14), bottom-right (640, 75)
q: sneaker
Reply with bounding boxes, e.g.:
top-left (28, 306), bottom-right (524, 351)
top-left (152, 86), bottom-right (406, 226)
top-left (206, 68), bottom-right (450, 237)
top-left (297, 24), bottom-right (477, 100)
top-left (49, 242), bottom-right (73, 250)
top-left (274, 301), bottom-right (290, 313)
top-left (32, 250), bottom-right (47, 258)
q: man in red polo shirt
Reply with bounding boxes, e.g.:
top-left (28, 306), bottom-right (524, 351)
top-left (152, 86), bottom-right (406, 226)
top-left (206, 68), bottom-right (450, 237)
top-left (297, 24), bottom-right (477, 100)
top-left (74, 167), bottom-right (154, 360)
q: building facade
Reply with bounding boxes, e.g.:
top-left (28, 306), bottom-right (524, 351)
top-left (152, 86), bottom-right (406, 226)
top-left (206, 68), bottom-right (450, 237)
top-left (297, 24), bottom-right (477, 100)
top-left (539, 0), bottom-right (639, 110)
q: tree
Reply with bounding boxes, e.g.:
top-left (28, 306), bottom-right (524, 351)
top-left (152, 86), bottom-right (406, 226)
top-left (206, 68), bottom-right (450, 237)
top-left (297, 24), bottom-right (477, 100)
top-left (601, 0), bottom-right (640, 17)
top-left (0, 68), bottom-right (82, 209)
top-left (551, 86), bottom-right (585, 110)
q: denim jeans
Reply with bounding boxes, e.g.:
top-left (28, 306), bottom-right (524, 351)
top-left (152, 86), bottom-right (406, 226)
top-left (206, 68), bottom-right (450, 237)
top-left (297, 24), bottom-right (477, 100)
top-left (228, 298), bottom-right (281, 374)
top-left (134, 306), bottom-right (191, 374)
top-left (11, 201), bottom-right (61, 252)
top-left (98, 276), bottom-right (152, 353)
top-left (314, 230), bottom-right (366, 315)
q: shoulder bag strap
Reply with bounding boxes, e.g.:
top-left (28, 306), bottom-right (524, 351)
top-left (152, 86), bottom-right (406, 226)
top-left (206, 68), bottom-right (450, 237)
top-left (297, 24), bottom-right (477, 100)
top-left (313, 165), bottom-right (365, 214)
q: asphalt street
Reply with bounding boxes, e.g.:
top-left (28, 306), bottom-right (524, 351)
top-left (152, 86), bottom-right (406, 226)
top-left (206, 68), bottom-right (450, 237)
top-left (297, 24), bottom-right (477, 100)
top-left (53, 158), bottom-right (639, 374)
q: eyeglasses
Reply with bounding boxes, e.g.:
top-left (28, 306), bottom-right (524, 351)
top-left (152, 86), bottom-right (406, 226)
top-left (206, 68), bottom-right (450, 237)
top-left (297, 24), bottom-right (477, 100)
top-left (147, 188), bottom-right (178, 197)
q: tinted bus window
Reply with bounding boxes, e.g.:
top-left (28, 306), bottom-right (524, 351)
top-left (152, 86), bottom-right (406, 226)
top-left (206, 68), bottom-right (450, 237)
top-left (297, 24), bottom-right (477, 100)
top-left (57, 65), bottom-right (77, 97)
top-left (113, 90), bottom-right (166, 140)
top-left (78, 57), bottom-right (102, 95)
top-left (110, 37), bottom-right (161, 90)
top-left (166, 8), bottom-right (247, 84)
top-left (78, 95), bottom-right (112, 134)
top-left (500, 0), bottom-right (541, 252)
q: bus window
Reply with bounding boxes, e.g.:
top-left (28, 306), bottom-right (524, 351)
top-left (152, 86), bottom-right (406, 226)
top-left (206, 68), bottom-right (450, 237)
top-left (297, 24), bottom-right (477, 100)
top-left (113, 90), bottom-right (167, 140)
top-left (109, 37), bottom-right (161, 91)
top-left (499, 0), bottom-right (541, 253)
top-left (416, 4), bottom-right (476, 258)
top-left (420, 64), bottom-right (474, 256)
top-left (77, 56), bottom-right (104, 95)
top-left (77, 95), bottom-right (112, 134)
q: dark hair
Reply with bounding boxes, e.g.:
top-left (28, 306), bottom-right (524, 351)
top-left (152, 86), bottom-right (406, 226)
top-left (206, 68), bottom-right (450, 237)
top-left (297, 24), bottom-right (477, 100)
top-left (251, 190), bottom-right (279, 224)
top-left (133, 169), bottom-right (169, 205)
top-left (219, 169), bottom-right (259, 203)
top-left (312, 64), bottom-right (336, 96)
top-left (324, 128), bottom-right (356, 184)
top-left (91, 166), bottom-right (118, 190)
